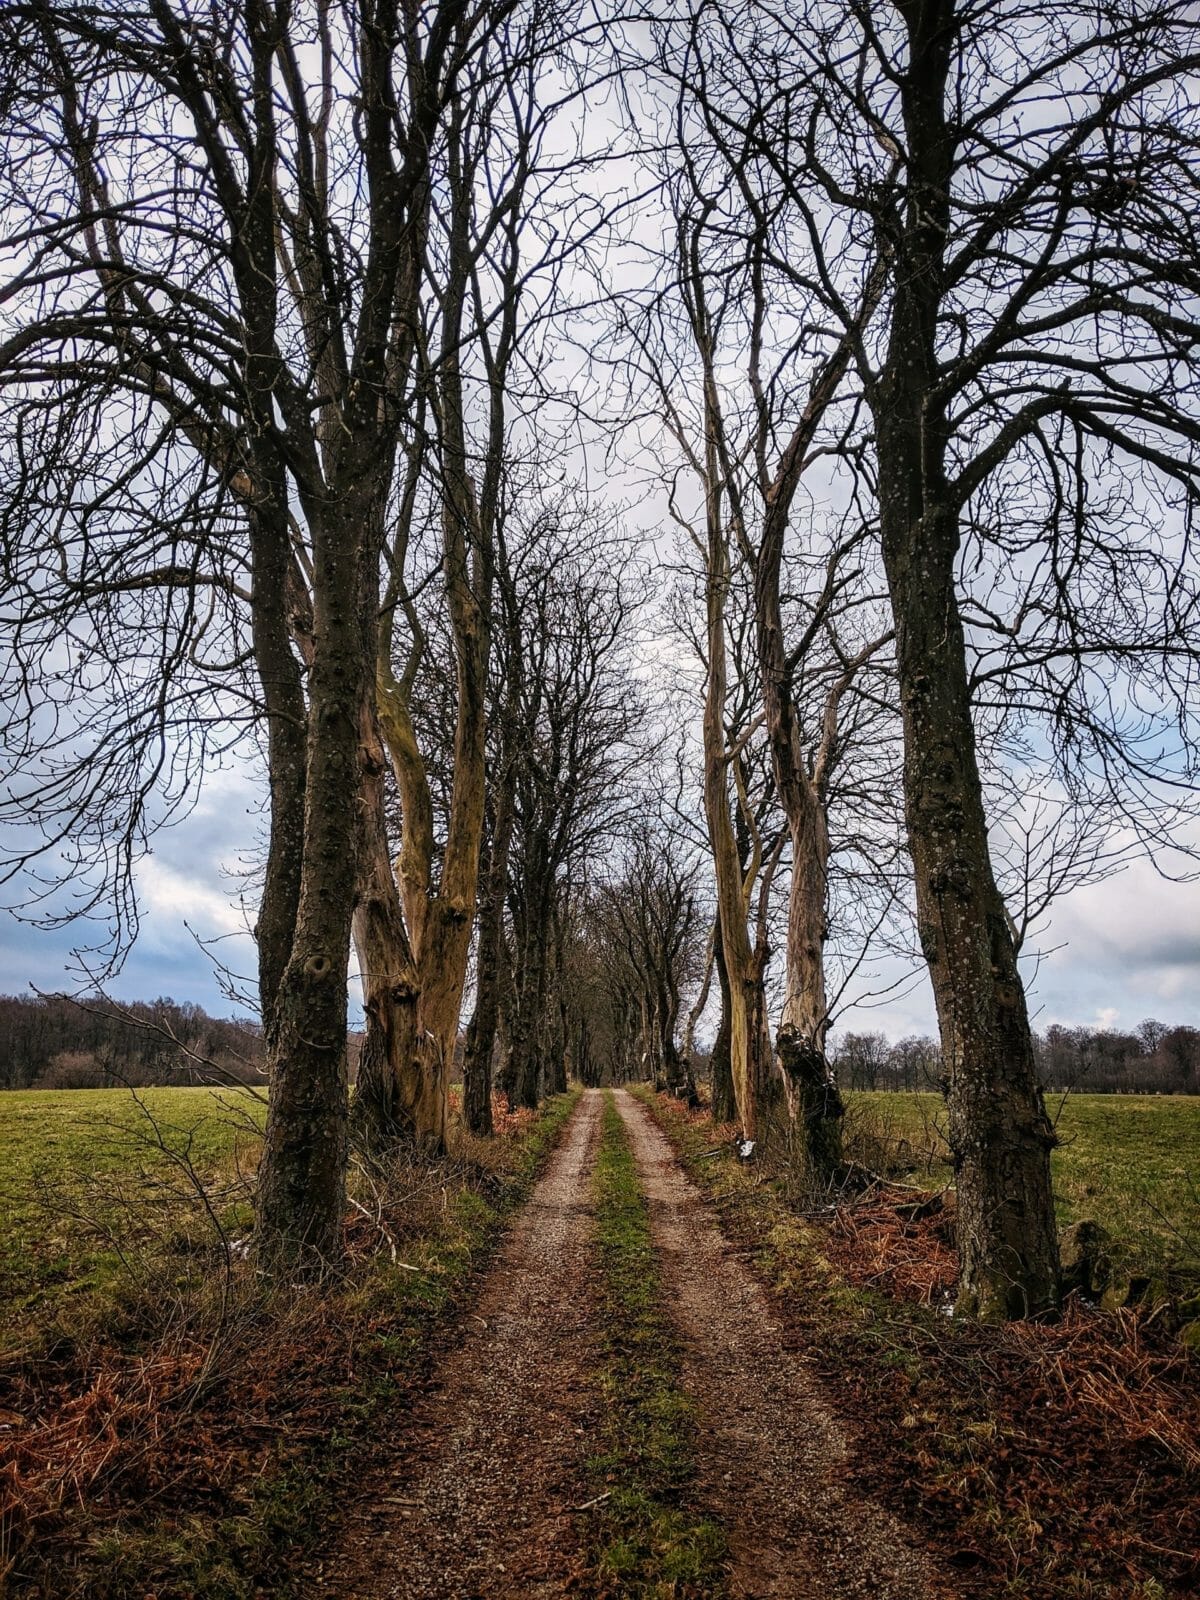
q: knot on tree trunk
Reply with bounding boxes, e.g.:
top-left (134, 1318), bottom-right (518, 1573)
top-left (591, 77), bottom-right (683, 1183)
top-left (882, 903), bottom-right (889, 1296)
top-left (358, 741), bottom-right (388, 778)
top-left (776, 1026), bottom-right (844, 1124)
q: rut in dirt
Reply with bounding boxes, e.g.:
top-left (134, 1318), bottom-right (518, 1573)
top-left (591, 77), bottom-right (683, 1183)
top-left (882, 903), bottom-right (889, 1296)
top-left (614, 1089), bottom-right (957, 1600)
top-left (307, 1087), bottom-right (954, 1600)
top-left (309, 1089), bottom-right (604, 1600)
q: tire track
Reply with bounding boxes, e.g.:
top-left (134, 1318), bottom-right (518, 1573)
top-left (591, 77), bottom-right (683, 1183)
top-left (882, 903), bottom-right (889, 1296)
top-left (312, 1089), bottom-right (604, 1600)
top-left (614, 1089), bottom-right (956, 1600)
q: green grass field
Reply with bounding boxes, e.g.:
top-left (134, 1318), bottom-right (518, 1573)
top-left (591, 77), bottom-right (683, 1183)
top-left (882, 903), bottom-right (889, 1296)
top-left (0, 1086), bottom-right (265, 1350)
top-left (5, 1086), bottom-right (1197, 1328)
top-left (848, 1089), bottom-right (1200, 1281)
top-left (1, 1084), bottom-right (581, 1599)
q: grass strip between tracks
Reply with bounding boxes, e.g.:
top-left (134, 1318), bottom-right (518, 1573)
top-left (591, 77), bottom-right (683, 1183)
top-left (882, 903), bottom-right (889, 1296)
top-left (586, 1090), bottom-right (728, 1599)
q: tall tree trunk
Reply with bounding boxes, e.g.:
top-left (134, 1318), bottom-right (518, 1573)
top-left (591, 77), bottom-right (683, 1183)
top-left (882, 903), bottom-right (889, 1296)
top-left (775, 800), bottom-right (842, 1179)
top-left (508, 863), bottom-right (555, 1108)
top-left (746, 943), bottom-right (777, 1121)
top-left (351, 705), bottom-right (429, 1149)
top-left (883, 509), bottom-right (1059, 1317)
top-left (691, 274), bottom-right (775, 1140)
top-left (710, 924), bottom-right (736, 1122)
top-left (755, 480), bottom-right (846, 1177)
top-left (656, 962), bottom-right (693, 1103)
top-left (516, 922), bottom-right (551, 1108)
top-left (248, 504), bottom-right (308, 1042)
top-left (256, 493), bottom-right (378, 1272)
top-left (875, 0), bottom-right (1059, 1319)
top-left (576, 1015), bottom-right (594, 1087)
top-left (415, 897), bottom-right (475, 1134)
top-left (462, 790), bottom-right (512, 1136)
top-left (682, 920), bottom-right (714, 1072)
top-left (702, 559), bottom-right (767, 1140)
top-left (545, 912), bottom-right (569, 1095)
top-left (548, 987), bottom-right (569, 1095)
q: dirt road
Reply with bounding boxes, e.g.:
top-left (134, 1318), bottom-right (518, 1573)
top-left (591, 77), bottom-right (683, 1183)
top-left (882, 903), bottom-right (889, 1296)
top-left (312, 1089), bottom-right (604, 1600)
top-left (614, 1090), bottom-right (955, 1600)
top-left (309, 1088), bottom-right (953, 1599)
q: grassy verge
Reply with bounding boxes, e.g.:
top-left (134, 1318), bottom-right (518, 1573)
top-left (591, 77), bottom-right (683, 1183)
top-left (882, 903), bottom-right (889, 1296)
top-left (2, 1085), bottom-right (581, 1599)
top-left (633, 1085), bottom-right (1199, 1600)
top-left (586, 1091), bottom-right (727, 1599)
top-left (844, 1089), bottom-right (1200, 1284)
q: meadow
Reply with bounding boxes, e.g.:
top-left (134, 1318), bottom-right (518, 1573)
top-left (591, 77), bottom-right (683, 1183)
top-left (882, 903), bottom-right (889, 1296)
top-left (0, 1085), bottom-right (265, 1353)
top-left (847, 1089), bottom-right (1200, 1283)
top-left (4, 1086), bottom-right (1198, 1338)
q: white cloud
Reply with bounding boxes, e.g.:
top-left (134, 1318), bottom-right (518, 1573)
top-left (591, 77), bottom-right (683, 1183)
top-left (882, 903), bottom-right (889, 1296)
top-left (137, 856), bottom-right (250, 943)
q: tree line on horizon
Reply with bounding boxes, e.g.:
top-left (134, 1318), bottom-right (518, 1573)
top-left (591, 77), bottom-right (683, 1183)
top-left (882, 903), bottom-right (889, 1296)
top-left (2, 0), bottom-right (1200, 1320)
top-left (830, 1023), bottom-right (1200, 1099)
top-left (5, 988), bottom-right (1197, 1100)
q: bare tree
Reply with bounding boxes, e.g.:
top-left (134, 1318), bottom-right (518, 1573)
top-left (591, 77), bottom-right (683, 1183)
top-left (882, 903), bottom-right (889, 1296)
top-left (346, 2), bottom-right (587, 1153)
top-left (0, 0), bottom-right (455, 1268)
top-left (0, 0), bottom-right (602, 1267)
top-left (582, 825), bottom-right (706, 1095)
top-left (608, 78), bottom-right (900, 1170)
top-left (497, 520), bottom-right (643, 1109)
top-left (719, 0), bottom-right (1200, 1314)
top-left (669, 176), bottom-right (894, 1171)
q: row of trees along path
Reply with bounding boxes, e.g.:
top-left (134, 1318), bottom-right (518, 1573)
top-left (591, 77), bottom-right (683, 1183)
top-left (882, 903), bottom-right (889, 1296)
top-left (5, 0), bottom-right (1200, 1324)
top-left (306, 1091), bottom-right (953, 1600)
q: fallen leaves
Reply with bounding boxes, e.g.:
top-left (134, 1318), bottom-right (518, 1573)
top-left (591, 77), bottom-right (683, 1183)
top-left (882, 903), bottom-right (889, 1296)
top-left (645, 1086), bottom-right (1200, 1600)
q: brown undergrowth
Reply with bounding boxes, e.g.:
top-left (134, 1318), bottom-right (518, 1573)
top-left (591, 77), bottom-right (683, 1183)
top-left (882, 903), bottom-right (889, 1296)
top-left (1, 1088), bottom-right (579, 1599)
top-left (635, 1087), bottom-right (1200, 1600)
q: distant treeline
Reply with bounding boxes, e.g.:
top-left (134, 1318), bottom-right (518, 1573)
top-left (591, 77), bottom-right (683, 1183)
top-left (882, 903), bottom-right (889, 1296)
top-left (5, 989), bottom-right (1197, 1096)
top-left (0, 993), bottom-right (265, 1089)
top-left (833, 1020), bottom-right (1200, 1097)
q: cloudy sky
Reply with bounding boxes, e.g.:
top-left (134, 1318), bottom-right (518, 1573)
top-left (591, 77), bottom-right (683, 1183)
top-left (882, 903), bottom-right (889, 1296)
top-left (1, 749), bottom-right (1197, 1044)
top-left (0, 14), bottom-right (1195, 1051)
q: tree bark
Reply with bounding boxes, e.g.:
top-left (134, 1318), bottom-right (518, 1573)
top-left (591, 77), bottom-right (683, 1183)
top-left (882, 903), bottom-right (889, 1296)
top-left (710, 923), bottom-right (736, 1123)
top-left (875, 0), bottom-right (1059, 1318)
top-left (545, 907), bottom-right (570, 1096)
top-left (256, 489), bottom-right (379, 1271)
top-left (755, 490), bottom-right (845, 1176)
top-left (701, 535), bottom-right (769, 1140)
top-left (774, 797), bottom-right (843, 1179)
top-left (350, 703), bottom-right (430, 1150)
top-left (248, 504), bottom-right (308, 1042)
top-left (462, 788), bottom-right (513, 1135)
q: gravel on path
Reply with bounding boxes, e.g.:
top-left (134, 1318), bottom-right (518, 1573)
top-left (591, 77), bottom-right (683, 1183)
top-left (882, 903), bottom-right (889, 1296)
top-left (309, 1089), bottom-right (604, 1600)
top-left (614, 1088), bottom-right (957, 1600)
